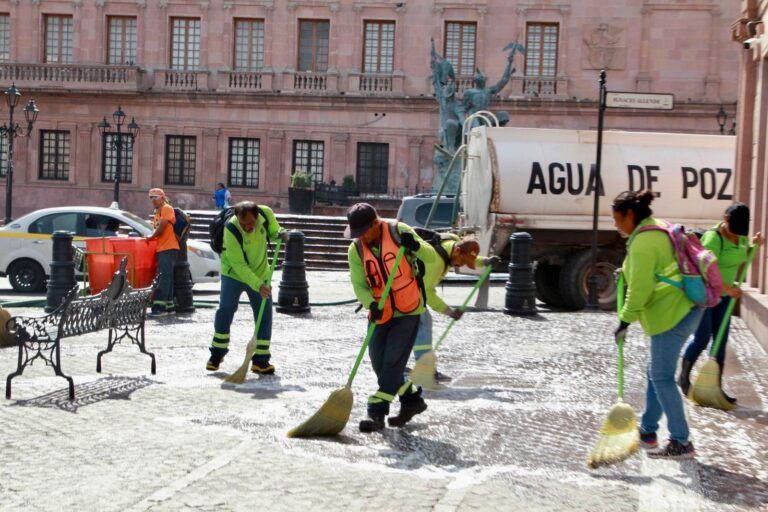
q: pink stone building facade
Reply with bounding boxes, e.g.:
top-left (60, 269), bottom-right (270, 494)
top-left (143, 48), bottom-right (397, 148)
top-left (732, 0), bottom-right (768, 346)
top-left (0, 0), bottom-right (740, 219)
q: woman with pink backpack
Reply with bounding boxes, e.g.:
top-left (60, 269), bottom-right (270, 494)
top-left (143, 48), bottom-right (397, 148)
top-left (611, 189), bottom-right (704, 460)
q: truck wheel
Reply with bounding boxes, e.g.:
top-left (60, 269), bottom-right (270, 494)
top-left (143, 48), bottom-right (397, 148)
top-left (558, 249), bottom-right (621, 311)
top-left (8, 259), bottom-right (47, 293)
top-left (535, 262), bottom-right (567, 308)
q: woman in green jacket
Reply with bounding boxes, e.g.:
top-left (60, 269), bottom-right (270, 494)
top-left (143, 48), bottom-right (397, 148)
top-left (612, 190), bottom-right (704, 460)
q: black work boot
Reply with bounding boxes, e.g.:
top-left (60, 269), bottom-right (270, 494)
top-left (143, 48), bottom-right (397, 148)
top-left (359, 413), bottom-right (386, 433)
top-left (678, 358), bottom-right (694, 397)
top-left (718, 366), bottom-right (737, 404)
top-left (388, 398), bottom-right (427, 427)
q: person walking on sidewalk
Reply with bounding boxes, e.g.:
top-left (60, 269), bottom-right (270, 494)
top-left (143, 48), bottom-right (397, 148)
top-left (412, 235), bottom-right (499, 383)
top-left (346, 203), bottom-right (437, 432)
top-left (678, 202), bottom-right (763, 402)
top-left (206, 201), bottom-right (288, 374)
top-left (147, 188), bottom-right (179, 317)
top-left (214, 182), bottom-right (231, 210)
top-left (612, 189), bottom-right (704, 460)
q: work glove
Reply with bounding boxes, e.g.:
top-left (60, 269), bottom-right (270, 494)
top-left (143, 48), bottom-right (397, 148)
top-left (399, 231), bottom-right (421, 252)
top-left (481, 255), bottom-right (501, 267)
top-left (614, 321), bottom-right (629, 344)
top-left (279, 230), bottom-right (291, 242)
top-left (446, 307), bottom-right (463, 321)
top-left (369, 302), bottom-right (383, 322)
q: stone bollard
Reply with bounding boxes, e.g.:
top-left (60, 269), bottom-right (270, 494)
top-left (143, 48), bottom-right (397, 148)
top-left (503, 232), bottom-right (537, 316)
top-left (173, 241), bottom-right (195, 314)
top-left (276, 230), bottom-right (310, 314)
top-left (45, 231), bottom-right (77, 313)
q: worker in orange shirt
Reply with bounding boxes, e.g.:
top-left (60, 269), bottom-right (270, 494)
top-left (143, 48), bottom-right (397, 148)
top-left (147, 188), bottom-right (180, 317)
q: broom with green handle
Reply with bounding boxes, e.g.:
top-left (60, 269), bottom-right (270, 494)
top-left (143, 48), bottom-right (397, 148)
top-left (224, 239), bottom-right (282, 384)
top-left (689, 244), bottom-right (757, 411)
top-left (587, 272), bottom-right (640, 469)
top-left (411, 264), bottom-right (494, 390)
top-left (287, 247), bottom-right (406, 438)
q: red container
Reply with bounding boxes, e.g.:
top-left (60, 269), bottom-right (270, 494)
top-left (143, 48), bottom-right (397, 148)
top-left (86, 237), bottom-right (158, 293)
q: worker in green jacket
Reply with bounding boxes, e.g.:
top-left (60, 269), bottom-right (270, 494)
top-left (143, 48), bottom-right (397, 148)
top-left (411, 235), bottom-right (500, 382)
top-left (206, 201), bottom-right (288, 374)
top-left (612, 189), bottom-right (704, 460)
top-left (679, 202), bottom-right (762, 402)
top-left (346, 203), bottom-right (437, 432)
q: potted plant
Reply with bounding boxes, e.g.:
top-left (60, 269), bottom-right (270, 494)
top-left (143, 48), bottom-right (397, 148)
top-left (288, 172), bottom-right (314, 215)
top-left (342, 174), bottom-right (358, 196)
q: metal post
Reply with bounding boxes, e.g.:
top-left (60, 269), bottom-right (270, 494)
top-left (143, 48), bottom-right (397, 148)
top-left (113, 122), bottom-right (122, 208)
top-left (277, 231), bottom-right (310, 314)
top-left (504, 232), bottom-right (537, 316)
top-left (45, 231), bottom-right (77, 313)
top-left (3, 106), bottom-right (14, 225)
top-left (586, 70), bottom-right (607, 310)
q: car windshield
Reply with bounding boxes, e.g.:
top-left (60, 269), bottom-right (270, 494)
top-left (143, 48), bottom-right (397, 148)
top-left (120, 211), bottom-right (153, 235)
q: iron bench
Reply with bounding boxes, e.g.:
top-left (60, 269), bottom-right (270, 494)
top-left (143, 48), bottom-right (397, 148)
top-left (5, 259), bottom-right (157, 400)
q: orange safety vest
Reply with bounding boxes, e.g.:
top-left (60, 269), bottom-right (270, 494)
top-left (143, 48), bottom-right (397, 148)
top-left (357, 222), bottom-right (422, 324)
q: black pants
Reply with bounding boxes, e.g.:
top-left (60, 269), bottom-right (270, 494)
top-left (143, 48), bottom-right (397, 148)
top-left (367, 314), bottom-right (422, 416)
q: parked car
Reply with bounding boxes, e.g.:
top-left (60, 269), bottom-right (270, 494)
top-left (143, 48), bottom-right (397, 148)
top-left (396, 193), bottom-right (455, 228)
top-left (0, 206), bottom-right (219, 292)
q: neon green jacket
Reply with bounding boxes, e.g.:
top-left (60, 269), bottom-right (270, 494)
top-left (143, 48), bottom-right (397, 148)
top-left (221, 206), bottom-right (282, 291)
top-left (701, 223), bottom-right (748, 290)
top-left (348, 222), bottom-right (437, 318)
top-left (423, 238), bottom-right (486, 314)
top-left (619, 217), bottom-right (694, 336)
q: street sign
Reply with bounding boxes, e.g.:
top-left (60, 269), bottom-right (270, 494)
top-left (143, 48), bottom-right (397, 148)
top-left (605, 92), bottom-right (674, 110)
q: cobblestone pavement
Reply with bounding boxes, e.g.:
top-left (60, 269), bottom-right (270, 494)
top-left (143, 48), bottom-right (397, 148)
top-left (1, 273), bottom-right (767, 511)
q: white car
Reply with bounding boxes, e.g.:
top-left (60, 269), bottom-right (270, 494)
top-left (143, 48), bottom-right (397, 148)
top-left (0, 206), bottom-right (220, 292)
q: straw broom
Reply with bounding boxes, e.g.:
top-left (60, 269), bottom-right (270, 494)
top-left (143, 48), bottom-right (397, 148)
top-left (411, 265), bottom-right (494, 390)
top-left (587, 273), bottom-right (639, 469)
top-left (287, 247), bottom-right (406, 438)
top-left (224, 239), bottom-right (282, 384)
top-left (689, 245), bottom-right (757, 411)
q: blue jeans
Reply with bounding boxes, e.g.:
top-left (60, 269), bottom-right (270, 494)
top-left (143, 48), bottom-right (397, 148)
top-left (210, 275), bottom-right (272, 364)
top-left (683, 298), bottom-right (730, 366)
top-left (153, 249), bottom-right (178, 311)
top-left (413, 310), bottom-right (433, 360)
top-left (641, 306), bottom-right (704, 444)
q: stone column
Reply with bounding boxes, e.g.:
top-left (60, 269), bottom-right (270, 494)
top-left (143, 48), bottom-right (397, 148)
top-left (703, 7), bottom-right (722, 100)
top-left (330, 132), bottom-right (350, 183)
top-left (407, 135), bottom-right (423, 192)
top-left (202, 128), bottom-right (220, 204)
top-left (635, 7), bottom-right (652, 92)
top-left (266, 130), bottom-right (286, 200)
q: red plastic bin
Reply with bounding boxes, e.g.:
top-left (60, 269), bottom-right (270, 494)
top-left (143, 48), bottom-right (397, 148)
top-left (86, 237), bottom-right (158, 293)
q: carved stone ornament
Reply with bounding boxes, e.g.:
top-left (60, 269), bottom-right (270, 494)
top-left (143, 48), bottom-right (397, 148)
top-left (407, 135), bottom-right (423, 146)
top-left (73, 0), bottom-right (83, 7)
top-left (223, 1), bottom-right (233, 9)
top-left (95, 0), bottom-right (106, 7)
top-left (158, 0), bottom-right (169, 8)
top-left (200, 0), bottom-right (210, 10)
top-left (582, 22), bottom-right (626, 70)
top-left (331, 133), bottom-right (350, 142)
top-left (268, 130), bottom-right (285, 140)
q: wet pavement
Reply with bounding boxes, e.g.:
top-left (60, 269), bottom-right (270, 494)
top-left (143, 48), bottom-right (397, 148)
top-left (0, 273), bottom-right (767, 511)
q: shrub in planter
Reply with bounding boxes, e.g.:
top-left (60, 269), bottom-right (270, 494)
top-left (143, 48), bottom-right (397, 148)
top-left (289, 172), bottom-right (314, 214)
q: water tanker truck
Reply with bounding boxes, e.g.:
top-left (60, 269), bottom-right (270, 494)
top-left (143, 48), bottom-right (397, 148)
top-left (458, 126), bottom-right (736, 310)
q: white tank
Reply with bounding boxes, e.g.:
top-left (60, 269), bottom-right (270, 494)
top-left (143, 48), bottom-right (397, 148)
top-left (462, 126), bottom-right (736, 231)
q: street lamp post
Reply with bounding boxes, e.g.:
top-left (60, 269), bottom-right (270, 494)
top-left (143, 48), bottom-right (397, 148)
top-left (1, 83), bottom-right (39, 225)
top-left (98, 106), bottom-right (139, 209)
top-left (716, 105), bottom-right (727, 135)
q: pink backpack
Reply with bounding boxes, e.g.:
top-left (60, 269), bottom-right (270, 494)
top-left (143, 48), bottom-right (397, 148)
top-left (637, 221), bottom-right (724, 307)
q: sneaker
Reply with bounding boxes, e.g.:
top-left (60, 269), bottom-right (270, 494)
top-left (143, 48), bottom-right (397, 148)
top-left (434, 370), bottom-right (452, 383)
top-left (639, 431), bottom-right (658, 449)
top-left (359, 415), bottom-right (386, 433)
top-left (251, 362), bottom-right (275, 375)
top-left (388, 399), bottom-right (427, 427)
top-left (148, 308), bottom-right (170, 318)
top-left (648, 440), bottom-right (695, 460)
top-left (722, 391), bottom-right (737, 404)
top-left (206, 354), bottom-right (224, 371)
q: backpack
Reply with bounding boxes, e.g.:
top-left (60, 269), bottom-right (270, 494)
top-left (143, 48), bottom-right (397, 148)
top-left (208, 206), bottom-right (270, 265)
top-left (637, 221), bottom-right (724, 307)
top-left (412, 227), bottom-right (458, 268)
top-left (172, 207), bottom-right (191, 244)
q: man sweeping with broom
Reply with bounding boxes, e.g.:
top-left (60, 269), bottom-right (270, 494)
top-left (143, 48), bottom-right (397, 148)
top-left (346, 203), bottom-right (437, 432)
top-left (206, 201), bottom-right (288, 374)
top-left (410, 235), bottom-right (499, 385)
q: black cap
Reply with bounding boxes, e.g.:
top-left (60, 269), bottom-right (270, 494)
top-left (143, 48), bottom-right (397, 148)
top-left (725, 202), bottom-right (750, 236)
top-left (344, 203), bottom-right (378, 238)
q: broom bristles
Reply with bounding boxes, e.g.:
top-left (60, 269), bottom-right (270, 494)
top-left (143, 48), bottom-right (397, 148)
top-left (410, 351), bottom-right (441, 390)
top-left (224, 336), bottom-right (257, 384)
top-left (689, 359), bottom-right (735, 411)
top-left (287, 387), bottom-right (353, 438)
top-left (587, 401), bottom-right (640, 469)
